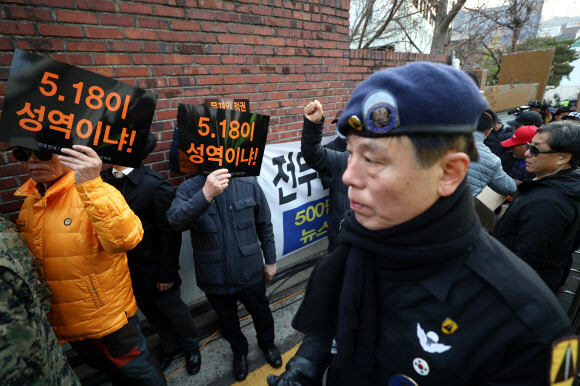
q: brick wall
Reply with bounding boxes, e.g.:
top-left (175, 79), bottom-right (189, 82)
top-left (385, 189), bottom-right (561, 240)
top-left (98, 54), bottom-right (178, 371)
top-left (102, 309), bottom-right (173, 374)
top-left (0, 0), bottom-right (450, 220)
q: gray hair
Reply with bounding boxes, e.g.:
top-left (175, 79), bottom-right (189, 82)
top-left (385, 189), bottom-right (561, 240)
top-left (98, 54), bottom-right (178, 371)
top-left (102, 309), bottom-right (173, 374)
top-left (537, 121), bottom-right (580, 168)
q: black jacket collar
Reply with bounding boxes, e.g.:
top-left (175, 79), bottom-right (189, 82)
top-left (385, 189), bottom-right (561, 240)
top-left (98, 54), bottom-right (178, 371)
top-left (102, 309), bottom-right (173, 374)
top-left (104, 164), bottom-right (145, 186)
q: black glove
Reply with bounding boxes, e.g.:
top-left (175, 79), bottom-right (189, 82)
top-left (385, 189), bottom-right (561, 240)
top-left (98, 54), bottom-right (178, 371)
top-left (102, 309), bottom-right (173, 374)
top-left (267, 356), bottom-right (324, 386)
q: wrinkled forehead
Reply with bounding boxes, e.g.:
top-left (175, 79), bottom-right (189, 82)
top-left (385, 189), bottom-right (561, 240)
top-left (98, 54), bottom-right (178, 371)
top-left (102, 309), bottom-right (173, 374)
top-left (347, 133), bottom-right (408, 150)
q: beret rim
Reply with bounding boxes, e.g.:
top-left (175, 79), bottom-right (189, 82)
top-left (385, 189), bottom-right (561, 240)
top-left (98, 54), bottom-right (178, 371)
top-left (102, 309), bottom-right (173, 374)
top-left (338, 123), bottom-right (477, 137)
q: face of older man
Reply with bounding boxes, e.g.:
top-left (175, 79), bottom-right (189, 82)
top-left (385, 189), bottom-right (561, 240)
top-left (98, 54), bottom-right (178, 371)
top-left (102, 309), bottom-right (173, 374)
top-left (524, 132), bottom-right (568, 179)
top-left (20, 150), bottom-right (70, 188)
top-left (342, 135), bottom-right (442, 231)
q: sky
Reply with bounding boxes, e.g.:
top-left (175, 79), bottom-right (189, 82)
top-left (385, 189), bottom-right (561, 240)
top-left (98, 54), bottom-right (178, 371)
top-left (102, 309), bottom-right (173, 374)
top-left (464, 0), bottom-right (580, 21)
top-left (540, 0), bottom-right (580, 21)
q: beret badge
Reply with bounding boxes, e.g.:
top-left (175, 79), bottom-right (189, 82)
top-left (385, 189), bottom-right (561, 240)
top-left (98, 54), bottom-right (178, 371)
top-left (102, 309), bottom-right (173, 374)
top-left (364, 91), bottom-right (400, 134)
top-left (348, 116), bottom-right (363, 131)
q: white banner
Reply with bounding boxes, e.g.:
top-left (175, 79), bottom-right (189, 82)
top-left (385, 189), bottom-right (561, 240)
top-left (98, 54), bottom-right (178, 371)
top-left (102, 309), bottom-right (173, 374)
top-left (258, 140), bottom-right (331, 261)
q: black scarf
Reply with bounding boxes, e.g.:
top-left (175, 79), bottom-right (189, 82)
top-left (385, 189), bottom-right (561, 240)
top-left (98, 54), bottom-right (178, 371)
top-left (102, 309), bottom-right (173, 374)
top-left (293, 181), bottom-right (480, 378)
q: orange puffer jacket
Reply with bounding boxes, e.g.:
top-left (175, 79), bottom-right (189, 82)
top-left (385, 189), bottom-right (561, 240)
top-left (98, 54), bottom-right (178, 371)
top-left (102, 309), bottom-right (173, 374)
top-left (15, 171), bottom-right (142, 343)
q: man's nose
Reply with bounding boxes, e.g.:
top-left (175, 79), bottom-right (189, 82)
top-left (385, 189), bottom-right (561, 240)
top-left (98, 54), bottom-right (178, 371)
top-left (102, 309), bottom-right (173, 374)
top-left (342, 156), bottom-right (361, 188)
top-left (27, 152), bottom-right (42, 162)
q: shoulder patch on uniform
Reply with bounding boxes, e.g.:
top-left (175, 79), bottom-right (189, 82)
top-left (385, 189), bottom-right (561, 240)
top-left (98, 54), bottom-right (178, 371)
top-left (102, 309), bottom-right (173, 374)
top-left (550, 336), bottom-right (578, 386)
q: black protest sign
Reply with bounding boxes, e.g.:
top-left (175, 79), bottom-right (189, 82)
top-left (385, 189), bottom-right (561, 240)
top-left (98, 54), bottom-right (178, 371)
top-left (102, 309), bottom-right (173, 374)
top-left (170, 98), bottom-right (251, 173)
top-left (204, 98), bottom-right (250, 112)
top-left (177, 103), bottom-right (269, 177)
top-left (0, 49), bottom-right (157, 167)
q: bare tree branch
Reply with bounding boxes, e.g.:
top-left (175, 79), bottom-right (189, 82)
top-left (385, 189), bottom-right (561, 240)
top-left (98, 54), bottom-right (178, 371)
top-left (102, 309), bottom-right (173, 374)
top-left (349, 2), bottom-right (369, 44)
top-left (350, 0), bottom-right (470, 54)
top-left (465, 0), bottom-right (541, 51)
top-left (435, 0), bottom-right (468, 36)
top-left (482, 41), bottom-right (500, 67)
top-left (362, 0), bottom-right (405, 49)
top-left (396, 20), bottom-right (422, 53)
top-left (481, 41), bottom-right (503, 80)
top-left (357, 0), bottom-right (376, 48)
top-left (431, 0), bottom-right (468, 54)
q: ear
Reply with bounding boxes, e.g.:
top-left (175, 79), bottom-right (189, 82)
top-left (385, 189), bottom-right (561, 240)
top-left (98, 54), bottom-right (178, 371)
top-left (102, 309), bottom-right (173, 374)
top-left (437, 152), bottom-right (470, 197)
top-left (556, 153), bottom-right (572, 165)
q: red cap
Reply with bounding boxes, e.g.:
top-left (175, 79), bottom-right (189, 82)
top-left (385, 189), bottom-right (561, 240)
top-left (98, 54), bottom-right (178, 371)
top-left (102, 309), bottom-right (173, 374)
top-left (501, 126), bottom-right (538, 147)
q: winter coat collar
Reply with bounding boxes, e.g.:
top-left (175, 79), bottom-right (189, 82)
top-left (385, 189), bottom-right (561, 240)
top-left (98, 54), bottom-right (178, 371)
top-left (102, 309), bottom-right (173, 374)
top-left (15, 170), bottom-right (76, 199)
top-left (519, 168), bottom-right (580, 199)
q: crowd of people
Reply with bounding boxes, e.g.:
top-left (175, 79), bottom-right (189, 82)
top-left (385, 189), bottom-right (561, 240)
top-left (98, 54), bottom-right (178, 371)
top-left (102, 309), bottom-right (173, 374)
top-left (269, 63), bottom-right (580, 385)
top-left (2, 61), bottom-right (580, 386)
top-left (2, 133), bottom-right (282, 384)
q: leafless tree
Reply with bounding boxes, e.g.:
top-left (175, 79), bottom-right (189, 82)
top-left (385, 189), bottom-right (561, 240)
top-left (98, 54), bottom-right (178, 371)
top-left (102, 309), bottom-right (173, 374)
top-left (448, 4), bottom-right (502, 65)
top-left (350, 0), bottom-right (468, 54)
top-left (481, 40), bottom-right (504, 80)
top-left (349, 0), bottom-right (405, 49)
top-left (430, 0), bottom-right (468, 54)
top-left (466, 0), bottom-right (542, 52)
top-left (448, 0), bottom-right (543, 84)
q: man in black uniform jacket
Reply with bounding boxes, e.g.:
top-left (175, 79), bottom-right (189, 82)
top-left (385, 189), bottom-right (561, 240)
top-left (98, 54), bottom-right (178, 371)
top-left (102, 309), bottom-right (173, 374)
top-left (267, 62), bottom-right (578, 386)
top-left (101, 133), bottom-right (201, 376)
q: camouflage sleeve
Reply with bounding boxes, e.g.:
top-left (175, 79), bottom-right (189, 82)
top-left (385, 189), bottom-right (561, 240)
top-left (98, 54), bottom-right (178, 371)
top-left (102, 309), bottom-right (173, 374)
top-left (0, 217), bottom-right (51, 313)
top-left (0, 219), bottom-right (79, 385)
top-left (20, 249), bottom-right (51, 314)
top-left (0, 267), bottom-right (48, 383)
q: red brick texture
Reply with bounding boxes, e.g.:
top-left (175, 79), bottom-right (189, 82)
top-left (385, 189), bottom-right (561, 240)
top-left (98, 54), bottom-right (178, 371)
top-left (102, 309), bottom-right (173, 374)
top-left (0, 0), bottom-right (449, 218)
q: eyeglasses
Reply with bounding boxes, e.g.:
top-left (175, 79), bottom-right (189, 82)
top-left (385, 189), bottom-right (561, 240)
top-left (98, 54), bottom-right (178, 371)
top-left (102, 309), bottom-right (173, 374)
top-left (526, 143), bottom-right (558, 157)
top-left (12, 147), bottom-right (53, 162)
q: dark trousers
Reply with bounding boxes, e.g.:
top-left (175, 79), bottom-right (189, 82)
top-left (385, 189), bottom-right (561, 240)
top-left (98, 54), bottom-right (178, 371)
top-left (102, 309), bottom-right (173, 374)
top-left (205, 279), bottom-right (275, 357)
top-left (70, 314), bottom-right (166, 386)
top-left (134, 286), bottom-right (200, 354)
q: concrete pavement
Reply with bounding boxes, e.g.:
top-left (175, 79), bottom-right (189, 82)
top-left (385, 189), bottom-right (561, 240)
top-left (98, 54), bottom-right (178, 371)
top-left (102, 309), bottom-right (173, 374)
top-left (72, 265), bottom-right (314, 385)
top-left (164, 288), bottom-right (305, 385)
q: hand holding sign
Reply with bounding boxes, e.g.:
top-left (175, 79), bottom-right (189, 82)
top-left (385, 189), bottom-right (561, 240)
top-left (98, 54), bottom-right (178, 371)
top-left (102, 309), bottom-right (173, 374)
top-left (304, 100), bottom-right (323, 123)
top-left (58, 145), bottom-right (102, 184)
top-left (202, 168), bottom-right (232, 202)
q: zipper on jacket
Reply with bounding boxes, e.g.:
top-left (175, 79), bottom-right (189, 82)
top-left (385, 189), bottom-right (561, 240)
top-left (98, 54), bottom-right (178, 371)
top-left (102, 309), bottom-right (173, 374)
top-left (216, 196), bottom-right (229, 284)
top-left (88, 276), bottom-right (103, 307)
